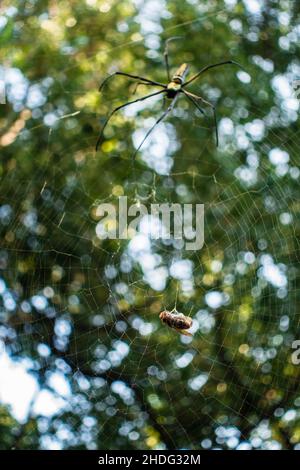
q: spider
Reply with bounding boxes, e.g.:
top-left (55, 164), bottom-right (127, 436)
top-left (96, 37), bottom-right (243, 157)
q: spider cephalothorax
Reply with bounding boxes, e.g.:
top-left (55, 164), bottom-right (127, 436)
top-left (96, 38), bottom-right (243, 157)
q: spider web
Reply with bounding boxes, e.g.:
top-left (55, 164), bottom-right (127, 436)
top-left (1, 0), bottom-right (300, 451)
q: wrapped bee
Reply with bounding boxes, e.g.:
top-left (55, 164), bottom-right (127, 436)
top-left (159, 310), bottom-right (193, 336)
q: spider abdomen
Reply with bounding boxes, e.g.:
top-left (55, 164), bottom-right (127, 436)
top-left (172, 63), bottom-right (189, 83)
top-left (166, 63), bottom-right (189, 98)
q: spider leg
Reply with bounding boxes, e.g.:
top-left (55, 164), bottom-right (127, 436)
top-left (99, 72), bottom-right (166, 92)
top-left (183, 60), bottom-right (244, 87)
top-left (184, 90), bottom-right (219, 146)
top-left (132, 95), bottom-right (178, 160)
top-left (181, 89), bottom-right (205, 115)
top-left (163, 36), bottom-right (182, 81)
top-left (95, 89), bottom-right (166, 151)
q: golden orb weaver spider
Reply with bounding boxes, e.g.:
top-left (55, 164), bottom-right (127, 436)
top-left (96, 37), bottom-right (244, 157)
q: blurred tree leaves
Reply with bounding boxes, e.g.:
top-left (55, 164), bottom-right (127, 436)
top-left (0, 0), bottom-right (300, 450)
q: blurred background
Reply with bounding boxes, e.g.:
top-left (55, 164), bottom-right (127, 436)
top-left (0, 0), bottom-right (300, 450)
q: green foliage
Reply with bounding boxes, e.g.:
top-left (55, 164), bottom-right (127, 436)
top-left (0, 405), bottom-right (39, 449)
top-left (0, 0), bottom-right (299, 450)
